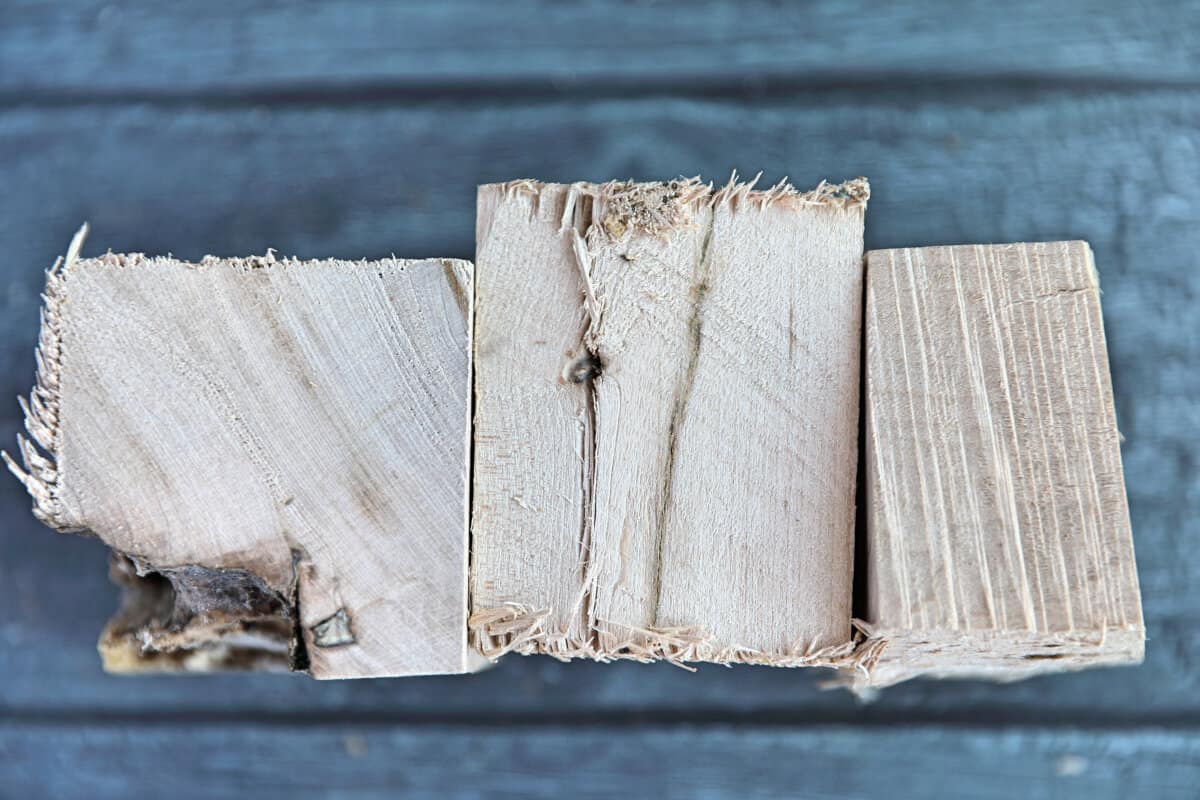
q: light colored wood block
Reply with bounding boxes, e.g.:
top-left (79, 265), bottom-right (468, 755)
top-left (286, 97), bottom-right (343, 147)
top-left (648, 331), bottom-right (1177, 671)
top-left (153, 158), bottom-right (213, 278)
top-left (859, 241), bottom-right (1144, 688)
top-left (469, 182), bottom-right (598, 657)
top-left (471, 176), bottom-right (868, 665)
top-left (5, 230), bottom-right (474, 678)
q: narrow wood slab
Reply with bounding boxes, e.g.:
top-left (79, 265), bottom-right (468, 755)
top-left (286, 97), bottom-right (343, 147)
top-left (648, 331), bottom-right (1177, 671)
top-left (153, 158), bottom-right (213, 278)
top-left (859, 241), bottom-right (1144, 687)
top-left (5, 234), bottom-right (474, 678)
top-left (471, 176), bottom-right (867, 665)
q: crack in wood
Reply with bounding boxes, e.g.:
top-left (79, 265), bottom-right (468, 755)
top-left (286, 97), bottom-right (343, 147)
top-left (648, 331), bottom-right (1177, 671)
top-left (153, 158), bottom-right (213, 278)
top-left (569, 190), bottom-right (602, 652)
top-left (647, 214), bottom-right (716, 627)
top-left (579, 364), bottom-right (599, 650)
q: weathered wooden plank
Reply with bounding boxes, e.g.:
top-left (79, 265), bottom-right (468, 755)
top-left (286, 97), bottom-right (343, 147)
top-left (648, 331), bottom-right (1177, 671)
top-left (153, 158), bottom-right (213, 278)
top-left (2, 722), bottom-right (1197, 799)
top-left (4, 249), bottom-right (474, 678)
top-left (471, 177), bottom-right (864, 665)
top-left (859, 242), bottom-right (1143, 688)
top-left (2, 0), bottom-right (1199, 95)
top-left (1, 93), bottom-right (1196, 711)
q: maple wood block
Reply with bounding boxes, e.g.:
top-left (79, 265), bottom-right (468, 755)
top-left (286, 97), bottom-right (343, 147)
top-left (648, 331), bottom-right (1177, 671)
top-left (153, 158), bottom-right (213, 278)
top-left (5, 232), bottom-right (474, 678)
top-left (471, 176), bottom-right (868, 665)
top-left (859, 241), bottom-right (1144, 688)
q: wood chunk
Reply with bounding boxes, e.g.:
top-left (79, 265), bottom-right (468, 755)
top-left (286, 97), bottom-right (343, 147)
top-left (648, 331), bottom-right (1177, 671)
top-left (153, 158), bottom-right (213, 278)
top-left (471, 176), bottom-right (868, 665)
top-left (470, 183), bottom-right (598, 657)
top-left (4, 231), bottom-right (474, 678)
top-left (859, 241), bottom-right (1144, 688)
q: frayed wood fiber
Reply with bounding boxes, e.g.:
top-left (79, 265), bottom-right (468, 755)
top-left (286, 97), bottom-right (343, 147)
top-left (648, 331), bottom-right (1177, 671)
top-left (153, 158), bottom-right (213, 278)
top-left (3, 225), bottom-right (86, 531)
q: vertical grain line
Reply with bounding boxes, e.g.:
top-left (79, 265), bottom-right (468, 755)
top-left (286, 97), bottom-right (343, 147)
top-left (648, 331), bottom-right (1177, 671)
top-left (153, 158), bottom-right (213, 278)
top-left (648, 213), bottom-right (716, 626)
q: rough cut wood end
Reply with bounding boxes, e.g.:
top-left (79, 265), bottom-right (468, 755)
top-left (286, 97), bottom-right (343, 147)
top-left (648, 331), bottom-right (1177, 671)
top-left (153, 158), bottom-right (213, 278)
top-left (4, 229), bottom-right (475, 679)
top-left (856, 241), bottom-right (1143, 689)
top-left (471, 174), bottom-right (868, 667)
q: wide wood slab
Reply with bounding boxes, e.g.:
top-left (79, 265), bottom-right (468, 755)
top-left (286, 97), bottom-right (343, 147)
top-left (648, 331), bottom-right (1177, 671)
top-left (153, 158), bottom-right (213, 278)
top-left (5, 235), bottom-right (474, 678)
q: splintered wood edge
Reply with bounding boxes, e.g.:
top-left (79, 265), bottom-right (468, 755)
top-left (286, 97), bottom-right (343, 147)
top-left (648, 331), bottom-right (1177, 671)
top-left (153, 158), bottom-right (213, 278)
top-left (480, 173), bottom-right (868, 240)
top-left (2, 225), bottom-right (85, 532)
top-left (469, 174), bottom-right (869, 669)
top-left (842, 622), bottom-right (1145, 693)
top-left (467, 605), bottom-right (865, 671)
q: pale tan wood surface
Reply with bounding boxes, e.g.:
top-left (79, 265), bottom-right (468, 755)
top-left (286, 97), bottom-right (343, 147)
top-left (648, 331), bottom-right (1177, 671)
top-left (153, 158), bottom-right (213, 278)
top-left (470, 184), bottom-right (597, 657)
top-left (6, 239), bottom-right (474, 678)
top-left (860, 241), bottom-right (1144, 688)
top-left (471, 177), bottom-right (867, 665)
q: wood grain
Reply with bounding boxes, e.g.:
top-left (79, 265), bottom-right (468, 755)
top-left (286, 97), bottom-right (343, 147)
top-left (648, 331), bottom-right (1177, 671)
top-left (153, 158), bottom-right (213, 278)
top-left (472, 177), bottom-right (865, 665)
top-left (4, 246), bottom-right (474, 678)
top-left (469, 182), bottom-right (596, 657)
top-left (4, 0), bottom-right (1199, 95)
top-left (860, 242), bottom-right (1143, 687)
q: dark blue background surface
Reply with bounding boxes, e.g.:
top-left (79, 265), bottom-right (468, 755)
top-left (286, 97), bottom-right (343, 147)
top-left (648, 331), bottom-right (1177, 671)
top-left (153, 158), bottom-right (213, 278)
top-left (1, 2), bottom-right (1198, 797)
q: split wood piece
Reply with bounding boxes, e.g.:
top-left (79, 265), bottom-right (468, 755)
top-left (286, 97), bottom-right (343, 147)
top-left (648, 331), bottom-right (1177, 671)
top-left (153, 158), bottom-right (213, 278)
top-left (471, 175), bottom-right (868, 665)
top-left (858, 241), bottom-right (1144, 689)
top-left (4, 229), bottom-right (475, 678)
